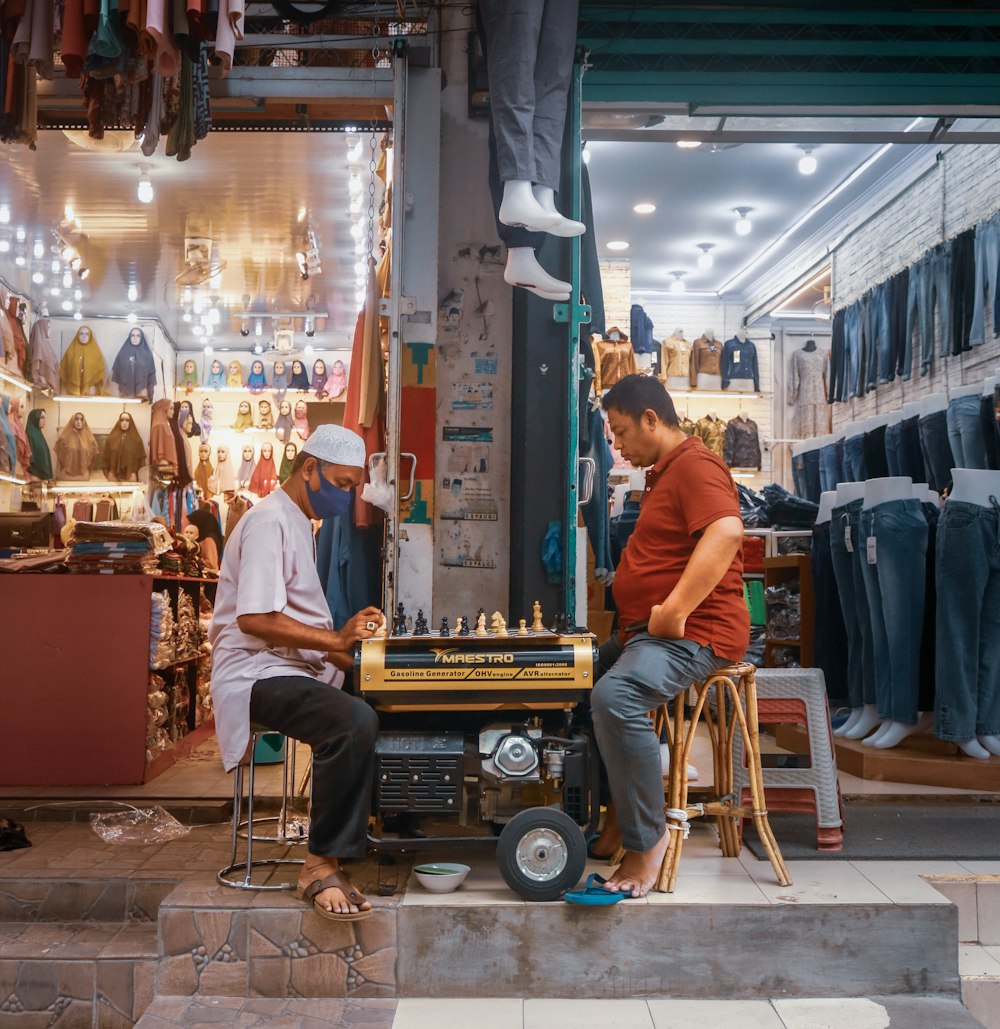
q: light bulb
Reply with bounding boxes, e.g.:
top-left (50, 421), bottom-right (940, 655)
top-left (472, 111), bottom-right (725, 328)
top-left (798, 150), bottom-right (817, 175)
top-left (192, 324), bottom-right (204, 337)
top-left (0, 205), bottom-right (9, 224)
top-left (0, 238), bottom-right (8, 254)
top-left (348, 175), bottom-right (363, 196)
top-left (633, 203), bottom-right (656, 215)
top-left (33, 240), bottom-right (44, 259)
top-left (51, 259), bottom-right (60, 274)
top-left (354, 260), bottom-right (366, 277)
top-left (606, 241), bottom-right (629, 251)
top-left (734, 209), bottom-right (753, 235)
top-left (204, 345), bottom-right (213, 355)
top-left (14, 254), bottom-right (26, 267)
top-left (697, 244), bottom-right (715, 270)
top-left (50, 287), bottom-right (61, 297)
top-left (127, 311), bottom-right (138, 323)
top-left (137, 175), bottom-right (154, 203)
top-left (670, 277), bottom-right (686, 294)
top-left (254, 319), bottom-right (263, 336)
top-left (73, 310), bottom-right (82, 321)
top-left (64, 204), bottom-right (75, 223)
top-left (350, 222), bottom-right (364, 240)
top-left (582, 146), bottom-right (591, 165)
top-left (676, 140), bottom-right (701, 149)
top-left (74, 289), bottom-right (82, 300)
top-left (209, 306), bottom-right (221, 325)
top-left (15, 227), bottom-right (25, 242)
top-left (253, 343), bottom-right (263, 355)
top-left (127, 284), bottom-right (138, 302)
top-left (61, 299), bottom-right (74, 311)
top-left (303, 345), bottom-right (314, 356)
top-left (78, 267), bottom-right (90, 280)
top-left (31, 270), bottom-right (44, 284)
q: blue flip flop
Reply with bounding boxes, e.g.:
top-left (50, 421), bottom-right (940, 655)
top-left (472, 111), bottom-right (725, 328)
top-left (563, 872), bottom-right (627, 906)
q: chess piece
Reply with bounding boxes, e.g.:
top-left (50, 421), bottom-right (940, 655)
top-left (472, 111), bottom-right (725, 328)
top-left (498, 615), bottom-right (508, 636)
top-left (475, 612), bottom-right (488, 637)
top-left (440, 617), bottom-right (451, 637)
top-left (414, 609), bottom-right (429, 636)
top-left (532, 601), bottom-right (544, 633)
top-left (393, 602), bottom-right (408, 636)
top-left (490, 611), bottom-right (502, 634)
top-left (454, 616), bottom-right (464, 636)
top-left (459, 616), bottom-right (470, 637)
top-left (517, 618), bottom-right (529, 636)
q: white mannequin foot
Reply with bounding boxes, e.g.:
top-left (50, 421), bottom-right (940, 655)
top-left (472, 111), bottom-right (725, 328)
top-left (958, 738), bottom-right (992, 760)
top-left (872, 712), bottom-right (934, 749)
top-left (660, 744), bottom-right (698, 781)
top-left (834, 707), bottom-right (864, 737)
top-left (979, 735), bottom-right (1000, 756)
top-left (499, 180), bottom-right (585, 237)
top-left (861, 719), bottom-right (892, 747)
top-left (504, 247), bottom-right (571, 300)
top-left (843, 704), bottom-right (882, 740)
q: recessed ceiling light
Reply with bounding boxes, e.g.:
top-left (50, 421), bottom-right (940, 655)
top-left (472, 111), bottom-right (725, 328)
top-left (676, 140), bottom-right (701, 149)
top-left (633, 202), bottom-right (656, 215)
top-left (606, 240), bottom-right (629, 251)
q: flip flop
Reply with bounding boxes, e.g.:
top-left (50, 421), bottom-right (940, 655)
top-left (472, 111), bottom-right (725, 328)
top-left (563, 872), bottom-right (627, 906)
top-left (295, 870), bottom-right (374, 921)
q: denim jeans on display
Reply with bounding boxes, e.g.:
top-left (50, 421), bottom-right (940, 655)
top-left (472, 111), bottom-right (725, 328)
top-left (858, 500), bottom-right (928, 724)
top-left (969, 211), bottom-right (1000, 347)
top-left (843, 434), bottom-right (867, 482)
top-left (896, 416), bottom-right (927, 483)
top-left (883, 270), bottom-right (910, 382)
top-left (947, 393), bottom-right (989, 470)
top-left (863, 426), bottom-right (889, 479)
top-left (858, 294), bottom-right (877, 396)
top-left (905, 246), bottom-right (952, 378)
top-left (791, 450), bottom-right (821, 503)
top-left (918, 502), bottom-right (939, 714)
top-left (819, 443), bottom-right (842, 492)
top-left (918, 410), bottom-right (954, 493)
top-left (982, 395), bottom-right (1000, 471)
top-left (935, 500), bottom-right (1000, 741)
top-left (884, 422), bottom-right (903, 477)
top-left (829, 308), bottom-right (847, 403)
top-left (791, 452), bottom-right (808, 499)
top-left (949, 228), bottom-right (976, 356)
top-left (812, 522), bottom-right (849, 707)
top-left (844, 303), bottom-right (863, 398)
top-left (829, 500), bottom-right (877, 709)
top-left (591, 634), bottom-right (728, 852)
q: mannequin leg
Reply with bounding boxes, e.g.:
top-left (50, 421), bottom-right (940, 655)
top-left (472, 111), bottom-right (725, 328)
top-left (958, 738), bottom-right (992, 760)
top-left (978, 735), bottom-right (1000, 756)
top-left (843, 703), bottom-right (882, 740)
top-left (499, 180), bottom-right (585, 237)
top-left (860, 719), bottom-right (893, 747)
top-left (531, 184), bottom-right (586, 236)
top-left (504, 247), bottom-right (571, 300)
top-left (872, 711), bottom-right (934, 749)
top-left (834, 707), bottom-right (865, 737)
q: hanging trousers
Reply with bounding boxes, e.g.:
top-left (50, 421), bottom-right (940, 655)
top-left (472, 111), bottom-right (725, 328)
top-left (479, 0), bottom-right (580, 191)
top-left (969, 211), bottom-right (1000, 347)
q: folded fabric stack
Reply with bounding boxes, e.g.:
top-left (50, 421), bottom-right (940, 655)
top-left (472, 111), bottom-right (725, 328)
top-left (66, 521), bottom-right (173, 574)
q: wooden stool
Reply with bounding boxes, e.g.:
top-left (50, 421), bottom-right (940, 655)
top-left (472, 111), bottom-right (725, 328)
top-left (656, 662), bottom-right (792, 893)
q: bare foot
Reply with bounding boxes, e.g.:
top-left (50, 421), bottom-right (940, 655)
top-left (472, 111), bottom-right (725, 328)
top-left (601, 828), bottom-right (670, 898)
top-left (589, 803), bottom-right (622, 859)
top-left (298, 856), bottom-right (371, 916)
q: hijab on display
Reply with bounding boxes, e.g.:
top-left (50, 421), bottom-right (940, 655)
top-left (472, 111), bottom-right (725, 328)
top-left (30, 316), bottom-right (59, 391)
top-left (289, 359), bottom-right (309, 391)
top-left (55, 411), bottom-right (100, 479)
top-left (187, 507), bottom-right (225, 564)
top-left (169, 404), bottom-right (193, 486)
top-left (279, 441), bottom-right (297, 483)
top-left (246, 360), bottom-right (268, 394)
top-left (311, 359), bottom-right (328, 397)
top-left (237, 444), bottom-right (256, 487)
top-left (199, 398), bottom-right (213, 442)
top-left (249, 441), bottom-right (279, 498)
top-left (214, 443), bottom-right (236, 492)
top-left (7, 398), bottom-right (31, 472)
top-left (232, 400), bottom-right (254, 432)
top-left (292, 398), bottom-right (310, 440)
top-left (258, 399), bottom-right (274, 430)
top-left (179, 358), bottom-right (199, 390)
top-left (25, 408), bottom-right (53, 480)
top-left (103, 411), bottom-right (147, 481)
top-left (207, 359), bottom-right (226, 389)
top-left (111, 326), bottom-right (157, 398)
top-left (194, 442), bottom-right (215, 496)
top-left (271, 360), bottom-right (290, 391)
top-left (0, 398), bottom-right (14, 473)
top-left (59, 325), bottom-right (107, 396)
top-left (6, 296), bottom-right (27, 372)
top-left (326, 359), bottom-right (348, 399)
top-left (149, 398), bottom-right (178, 471)
top-left (275, 399), bottom-right (293, 442)
top-left (226, 360), bottom-right (244, 388)
top-left (177, 400), bottom-right (200, 437)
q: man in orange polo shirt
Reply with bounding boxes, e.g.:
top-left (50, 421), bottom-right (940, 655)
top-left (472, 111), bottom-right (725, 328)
top-left (593, 374), bottom-right (749, 897)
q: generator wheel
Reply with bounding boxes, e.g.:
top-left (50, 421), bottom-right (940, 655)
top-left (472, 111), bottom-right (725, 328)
top-left (496, 807), bottom-right (586, 902)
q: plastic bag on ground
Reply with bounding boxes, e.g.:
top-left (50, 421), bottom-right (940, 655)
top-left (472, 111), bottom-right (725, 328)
top-left (90, 804), bottom-right (191, 845)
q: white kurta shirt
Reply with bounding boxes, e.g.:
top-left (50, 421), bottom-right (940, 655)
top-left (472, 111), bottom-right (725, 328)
top-left (209, 488), bottom-right (343, 771)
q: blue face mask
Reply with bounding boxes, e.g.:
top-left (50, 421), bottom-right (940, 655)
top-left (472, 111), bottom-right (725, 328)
top-left (305, 467), bottom-right (352, 520)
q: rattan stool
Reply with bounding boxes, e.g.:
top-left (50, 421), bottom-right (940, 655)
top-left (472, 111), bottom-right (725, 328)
top-left (217, 726), bottom-right (307, 890)
top-left (656, 662), bottom-right (792, 893)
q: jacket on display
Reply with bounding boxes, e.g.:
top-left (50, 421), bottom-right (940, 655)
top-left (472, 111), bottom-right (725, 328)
top-left (592, 331), bottom-right (637, 392)
top-left (695, 414), bottom-right (726, 458)
top-left (629, 304), bottom-right (654, 355)
top-left (660, 334), bottom-right (691, 379)
top-left (723, 415), bottom-right (762, 469)
top-left (111, 328), bottom-right (157, 397)
top-left (689, 335), bottom-right (722, 385)
top-left (721, 337), bottom-right (760, 391)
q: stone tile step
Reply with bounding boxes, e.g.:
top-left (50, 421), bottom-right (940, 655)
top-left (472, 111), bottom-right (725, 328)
top-left (928, 876), bottom-right (1000, 945)
top-left (136, 996), bottom-right (396, 1028)
top-left (0, 921), bottom-right (158, 960)
top-left (0, 876), bottom-right (179, 923)
top-left (962, 973), bottom-right (1000, 1029)
top-left (1, 799), bottom-right (231, 824)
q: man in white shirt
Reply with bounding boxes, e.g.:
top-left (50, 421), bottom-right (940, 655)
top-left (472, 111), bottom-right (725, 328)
top-left (210, 424), bottom-right (385, 921)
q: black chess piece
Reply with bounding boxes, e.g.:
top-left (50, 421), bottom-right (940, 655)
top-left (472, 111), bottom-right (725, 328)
top-left (393, 602), bottom-right (408, 636)
top-left (459, 616), bottom-right (470, 637)
top-left (414, 609), bottom-right (429, 636)
top-left (439, 617), bottom-right (450, 637)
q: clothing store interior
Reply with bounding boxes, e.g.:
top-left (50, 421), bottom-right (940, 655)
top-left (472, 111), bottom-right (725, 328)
top-left (1, 5), bottom-right (1000, 1026)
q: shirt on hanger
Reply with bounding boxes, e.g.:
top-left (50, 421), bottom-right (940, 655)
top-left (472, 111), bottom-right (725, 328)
top-left (721, 337), bottom-right (760, 391)
top-left (592, 333), bottom-right (637, 392)
top-left (695, 415), bottom-right (726, 458)
top-left (723, 416), bottom-right (762, 470)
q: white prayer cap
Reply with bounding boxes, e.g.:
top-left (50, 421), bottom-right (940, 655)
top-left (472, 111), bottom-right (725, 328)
top-left (301, 425), bottom-right (366, 468)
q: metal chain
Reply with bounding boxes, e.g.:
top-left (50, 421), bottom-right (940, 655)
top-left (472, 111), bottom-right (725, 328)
top-left (367, 6), bottom-right (382, 262)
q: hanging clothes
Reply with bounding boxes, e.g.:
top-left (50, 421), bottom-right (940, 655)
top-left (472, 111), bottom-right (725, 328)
top-left (695, 414), bottom-right (726, 459)
top-left (150, 398), bottom-right (178, 471)
top-left (29, 315), bottom-right (59, 390)
top-left (315, 493), bottom-right (380, 628)
top-left (723, 415), bottom-right (762, 470)
top-left (59, 326), bottom-right (107, 396)
top-left (25, 408), bottom-right (52, 480)
top-left (591, 331), bottom-right (637, 393)
top-left (102, 411), bottom-right (147, 480)
top-left (111, 326), bottom-right (158, 397)
top-left (660, 333), bottom-right (691, 381)
top-left (54, 412), bottom-right (100, 478)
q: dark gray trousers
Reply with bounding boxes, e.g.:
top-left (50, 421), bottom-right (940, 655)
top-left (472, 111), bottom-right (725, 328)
top-left (479, 0), bottom-right (579, 190)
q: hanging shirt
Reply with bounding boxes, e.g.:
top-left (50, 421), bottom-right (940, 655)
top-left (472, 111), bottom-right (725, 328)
top-left (721, 337), bottom-right (760, 391)
top-left (209, 489), bottom-right (343, 772)
top-left (695, 415), bottom-right (726, 458)
top-left (723, 416), bottom-right (762, 470)
top-left (689, 336), bottom-right (722, 385)
top-left (592, 335), bottom-right (637, 392)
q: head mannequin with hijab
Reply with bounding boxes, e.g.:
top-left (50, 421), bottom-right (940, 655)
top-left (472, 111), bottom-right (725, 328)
top-left (237, 444), bottom-right (256, 488)
top-left (293, 398), bottom-right (310, 440)
top-left (326, 359), bottom-right (348, 399)
top-left (103, 411), bottom-right (147, 481)
top-left (55, 411), bottom-right (100, 479)
top-left (227, 360), bottom-right (244, 388)
top-left (232, 400), bottom-right (254, 432)
top-left (272, 360), bottom-right (290, 391)
top-left (249, 441), bottom-right (279, 498)
top-left (289, 360), bottom-right (309, 391)
top-left (112, 326), bottom-right (157, 398)
top-left (247, 360), bottom-right (268, 394)
top-left (177, 400), bottom-right (200, 438)
top-left (207, 359), bottom-right (226, 390)
top-left (311, 359), bottom-right (328, 398)
top-left (180, 359), bottom-right (199, 390)
top-left (258, 399), bottom-right (274, 430)
top-left (275, 399), bottom-right (293, 442)
top-left (60, 324), bottom-right (107, 396)
top-left (199, 397), bottom-right (213, 442)
top-left (279, 441), bottom-right (298, 483)
top-left (149, 398), bottom-right (178, 472)
top-left (194, 442), bottom-right (215, 496)
top-left (25, 408), bottom-right (53, 481)
top-left (214, 443), bottom-right (236, 493)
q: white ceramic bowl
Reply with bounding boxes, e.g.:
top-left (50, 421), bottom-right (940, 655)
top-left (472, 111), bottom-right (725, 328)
top-left (413, 862), bottom-right (471, 893)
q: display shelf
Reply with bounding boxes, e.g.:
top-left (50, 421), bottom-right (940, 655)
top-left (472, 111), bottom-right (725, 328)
top-left (666, 390), bottom-right (771, 400)
top-left (763, 554), bottom-right (814, 668)
top-left (0, 368), bottom-right (36, 393)
top-left (52, 394), bottom-right (147, 405)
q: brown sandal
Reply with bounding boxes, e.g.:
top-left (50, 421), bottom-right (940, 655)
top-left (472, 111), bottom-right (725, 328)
top-left (295, 869), bottom-right (374, 922)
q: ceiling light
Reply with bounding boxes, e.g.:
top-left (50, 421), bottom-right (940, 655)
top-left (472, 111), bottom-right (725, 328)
top-left (304, 316), bottom-right (315, 338)
top-left (798, 147), bottom-right (818, 175)
top-left (204, 345), bottom-right (214, 357)
top-left (240, 317), bottom-right (250, 337)
top-left (15, 227), bottom-right (25, 242)
top-left (31, 270), bottom-right (44, 284)
top-left (669, 271), bottom-right (687, 293)
top-left (182, 311), bottom-right (192, 323)
top-left (73, 310), bottom-right (82, 321)
top-left (137, 168), bottom-right (154, 204)
top-left (349, 195), bottom-right (363, 214)
top-left (297, 205), bottom-right (307, 223)
top-left (633, 202), bottom-right (656, 215)
top-left (697, 244), bottom-right (715, 270)
top-left (61, 299), bottom-right (74, 311)
top-left (606, 240), bottom-right (629, 251)
top-left (676, 140), bottom-right (701, 149)
top-left (192, 324), bottom-right (204, 337)
top-left (734, 208), bottom-right (753, 236)
top-left (253, 342), bottom-right (263, 354)
top-left (0, 236), bottom-right (8, 254)
top-left (50, 287), bottom-right (61, 297)
top-left (126, 311), bottom-right (137, 323)
top-left (347, 140), bottom-right (363, 163)
top-left (304, 344), bottom-right (314, 356)
top-left (127, 284), bottom-right (138, 302)
top-left (350, 222), bottom-right (364, 240)
top-left (64, 203), bottom-right (75, 223)
top-left (348, 175), bottom-right (363, 197)
top-left (14, 253), bottom-right (26, 267)
top-left (73, 288), bottom-right (82, 300)
top-left (32, 240), bottom-right (44, 260)
top-left (0, 205), bottom-right (8, 224)
top-left (254, 318), bottom-right (263, 336)
top-left (51, 259), bottom-right (60, 273)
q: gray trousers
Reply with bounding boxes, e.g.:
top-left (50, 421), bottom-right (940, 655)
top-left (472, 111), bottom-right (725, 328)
top-left (479, 0), bottom-right (579, 190)
top-left (591, 633), bottom-right (728, 853)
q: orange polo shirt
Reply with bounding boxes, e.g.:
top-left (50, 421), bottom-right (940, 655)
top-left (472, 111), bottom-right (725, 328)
top-left (612, 435), bottom-right (750, 661)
